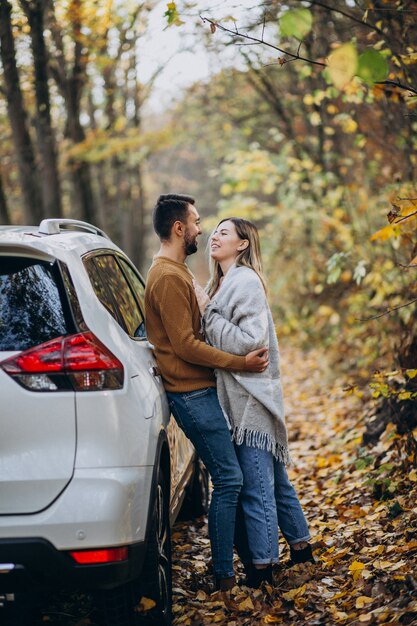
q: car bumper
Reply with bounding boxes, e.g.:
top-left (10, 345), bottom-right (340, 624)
top-left (0, 537), bottom-right (146, 591)
top-left (0, 466), bottom-right (153, 590)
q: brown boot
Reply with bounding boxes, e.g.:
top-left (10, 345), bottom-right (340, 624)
top-left (215, 575), bottom-right (236, 591)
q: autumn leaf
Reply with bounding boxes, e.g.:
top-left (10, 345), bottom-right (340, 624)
top-left (134, 596), bottom-right (156, 612)
top-left (349, 561), bottom-right (365, 580)
top-left (237, 595), bottom-right (254, 611)
top-left (328, 43), bottom-right (358, 89)
top-left (282, 584), bottom-right (306, 601)
top-left (280, 8), bottom-right (313, 40)
top-left (370, 223), bottom-right (400, 242)
top-left (356, 596), bottom-right (374, 609)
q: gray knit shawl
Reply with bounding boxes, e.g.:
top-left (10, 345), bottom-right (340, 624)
top-left (203, 265), bottom-right (290, 463)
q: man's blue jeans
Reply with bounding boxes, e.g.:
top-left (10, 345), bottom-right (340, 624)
top-left (167, 387), bottom-right (243, 579)
top-left (234, 443), bottom-right (311, 565)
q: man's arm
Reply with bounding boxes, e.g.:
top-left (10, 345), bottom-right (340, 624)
top-left (151, 273), bottom-right (267, 372)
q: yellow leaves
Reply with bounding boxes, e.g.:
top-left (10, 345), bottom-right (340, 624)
top-left (355, 596), bottom-right (374, 609)
top-left (340, 118), bottom-right (358, 133)
top-left (237, 596), bottom-right (254, 611)
top-left (406, 369), bottom-right (417, 379)
top-left (135, 597), bottom-right (156, 612)
top-left (316, 454), bottom-right (342, 469)
top-left (264, 615), bottom-right (283, 623)
top-left (327, 104), bottom-right (338, 114)
top-left (63, 128), bottom-right (173, 164)
top-left (400, 52), bottom-right (417, 65)
top-left (165, 1), bottom-right (184, 26)
top-left (309, 111), bottom-right (322, 126)
top-left (303, 94), bottom-right (315, 106)
top-left (349, 560), bottom-right (365, 580)
top-left (282, 584), bottom-right (306, 601)
top-left (370, 223), bottom-right (400, 242)
top-left (328, 43), bottom-right (358, 89)
top-left (408, 470), bottom-right (417, 482)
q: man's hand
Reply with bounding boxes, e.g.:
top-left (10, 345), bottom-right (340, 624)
top-left (245, 348), bottom-right (269, 372)
top-left (193, 279), bottom-right (210, 315)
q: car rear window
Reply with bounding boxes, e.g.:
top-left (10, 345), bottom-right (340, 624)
top-left (0, 257), bottom-right (70, 351)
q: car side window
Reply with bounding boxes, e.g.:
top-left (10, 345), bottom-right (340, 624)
top-left (118, 257), bottom-right (146, 315)
top-left (84, 257), bottom-right (120, 323)
top-left (93, 255), bottom-right (146, 339)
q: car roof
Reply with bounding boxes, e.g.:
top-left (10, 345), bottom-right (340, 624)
top-left (0, 221), bottom-right (121, 260)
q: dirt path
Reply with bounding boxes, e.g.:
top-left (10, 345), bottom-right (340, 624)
top-left (171, 344), bottom-right (417, 625)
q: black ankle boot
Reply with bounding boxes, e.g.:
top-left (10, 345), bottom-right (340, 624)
top-left (289, 544), bottom-right (315, 565)
top-left (240, 564), bottom-right (273, 588)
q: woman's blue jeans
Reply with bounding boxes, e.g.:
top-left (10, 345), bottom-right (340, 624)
top-left (167, 387), bottom-right (243, 579)
top-left (234, 443), bottom-right (311, 565)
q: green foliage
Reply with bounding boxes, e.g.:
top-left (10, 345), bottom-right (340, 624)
top-left (357, 49), bottom-right (389, 85)
top-left (326, 252), bottom-right (351, 285)
top-left (164, 1), bottom-right (184, 26)
top-left (279, 8), bottom-right (313, 40)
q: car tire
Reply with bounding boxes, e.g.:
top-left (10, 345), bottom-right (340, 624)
top-left (179, 458), bottom-right (209, 520)
top-left (97, 469), bottom-right (172, 626)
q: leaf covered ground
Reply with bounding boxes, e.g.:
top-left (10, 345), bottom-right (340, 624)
top-left (25, 345), bottom-right (417, 626)
top-left (170, 345), bottom-right (417, 626)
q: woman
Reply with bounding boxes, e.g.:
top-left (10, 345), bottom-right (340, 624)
top-left (193, 217), bottom-right (313, 588)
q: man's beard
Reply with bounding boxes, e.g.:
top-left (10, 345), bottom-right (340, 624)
top-left (184, 229), bottom-right (198, 256)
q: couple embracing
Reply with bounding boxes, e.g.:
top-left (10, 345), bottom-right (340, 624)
top-left (144, 193), bottom-right (313, 595)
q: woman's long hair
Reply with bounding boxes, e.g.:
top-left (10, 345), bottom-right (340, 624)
top-left (206, 217), bottom-right (267, 298)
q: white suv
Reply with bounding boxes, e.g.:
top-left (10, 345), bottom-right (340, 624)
top-left (0, 219), bottom-right (208, 626)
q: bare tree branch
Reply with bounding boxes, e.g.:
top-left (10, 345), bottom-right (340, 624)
top-left (394, 210), bottom-right (417, 224)
top-left (375, 81), bottom-right (417, 96)
top-left (357, 298), bottom-right (417, 322)
top-left (200, 16), bottom-right (327, 67)
top-left (299, 0), bottom-right (384, 35)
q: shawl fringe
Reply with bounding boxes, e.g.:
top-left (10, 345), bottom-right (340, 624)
top-left (232, 426), bottom-right (292, 465)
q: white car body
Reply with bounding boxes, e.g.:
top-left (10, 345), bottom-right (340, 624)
top-left (0, 220), bottom-right (205, 625)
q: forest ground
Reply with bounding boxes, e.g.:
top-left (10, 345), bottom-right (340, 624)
top-left (29, 344), bottom-right (417, 625)
top-left (170, 344), bottom-right (417, 626)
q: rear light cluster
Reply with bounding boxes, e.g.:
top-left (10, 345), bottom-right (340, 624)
top-left (0, 332), bottom-right (124, 392)
top-left (69, 547), bottom-right (128, 564)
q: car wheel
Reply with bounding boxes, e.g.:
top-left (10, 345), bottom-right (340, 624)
top-left (141, 469), bottom-right (172, 625)
top-left (97, 469), bottom-right (172, 626)
top-left (180, 458), bottom-right (209, 519)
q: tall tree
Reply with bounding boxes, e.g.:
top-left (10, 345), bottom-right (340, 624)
top-left (0, 0), bottom-right (44, 223)
top-left (46, 0), bottom-right (96, 223)
top-left (19, 0), bottom-right (62, 217)
top-left (0, 166), bottom-right (10, 224)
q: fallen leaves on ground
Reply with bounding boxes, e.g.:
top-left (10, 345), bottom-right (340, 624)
top-left (171, 344), bottom-right (417, 625)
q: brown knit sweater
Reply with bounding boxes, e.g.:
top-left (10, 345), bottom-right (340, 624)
top-left (144, 256), bottom-right (247, 392)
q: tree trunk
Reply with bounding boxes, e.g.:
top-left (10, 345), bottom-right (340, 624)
top-left (20, 0), bottom-right (62, 217)
top-left (46, 0), bottom-right (96, 224)
top-left (0, 0), bottom-right (44, 224)
top-left (0, 167), bottom-right (11, 224)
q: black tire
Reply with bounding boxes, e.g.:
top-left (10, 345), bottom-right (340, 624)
top-left (97, 470), bottom-right (172, 626)
top-left (179, 458), bottom-right (209, 520)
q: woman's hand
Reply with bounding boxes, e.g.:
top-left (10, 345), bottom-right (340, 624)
top-left (193, 279), bottom-right (210, 315)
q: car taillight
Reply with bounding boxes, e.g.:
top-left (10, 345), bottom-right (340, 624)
top-left (69, 547), bottom-right (128, 564)
top-left (0, 332), bottom-right (124, 392)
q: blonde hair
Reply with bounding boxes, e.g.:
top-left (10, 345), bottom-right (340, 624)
top-left (206, 217), bottom-right (267, 298)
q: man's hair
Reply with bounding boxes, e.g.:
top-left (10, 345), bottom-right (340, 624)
top-left (152, 193), bottom-right (195, 240)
